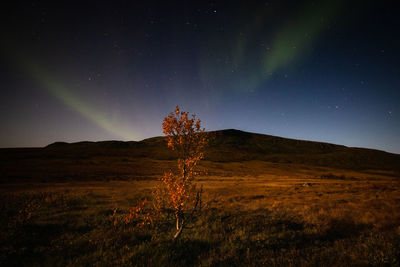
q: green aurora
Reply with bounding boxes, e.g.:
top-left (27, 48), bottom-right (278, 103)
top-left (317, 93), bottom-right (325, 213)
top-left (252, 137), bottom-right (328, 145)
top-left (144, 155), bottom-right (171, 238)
top-left (19, 58), bottom-right (137, 140)
top-left (202, 0), bottom-right (343, 93)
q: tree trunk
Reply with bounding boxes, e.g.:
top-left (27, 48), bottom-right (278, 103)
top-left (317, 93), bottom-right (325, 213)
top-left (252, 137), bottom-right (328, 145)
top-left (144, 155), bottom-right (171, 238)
top-left (172, 188), bottom-right (202, 241)
top-left (173, 221), bottom-right (185, 240)
top-left (173, 213), bottom-right (185, 240)
top-left (176, 216), bottom-right (181, 230)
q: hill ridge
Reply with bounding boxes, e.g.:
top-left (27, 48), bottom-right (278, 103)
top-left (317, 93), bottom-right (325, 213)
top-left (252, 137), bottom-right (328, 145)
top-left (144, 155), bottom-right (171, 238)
top-left (2, 129), bottom-right (399, 172)
top-left (46, 129), bottom-right (397, 154)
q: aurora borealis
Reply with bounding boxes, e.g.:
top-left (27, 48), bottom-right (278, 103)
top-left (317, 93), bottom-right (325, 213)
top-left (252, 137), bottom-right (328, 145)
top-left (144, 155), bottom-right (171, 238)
top-left (1, 0), bottom-right (399, 153)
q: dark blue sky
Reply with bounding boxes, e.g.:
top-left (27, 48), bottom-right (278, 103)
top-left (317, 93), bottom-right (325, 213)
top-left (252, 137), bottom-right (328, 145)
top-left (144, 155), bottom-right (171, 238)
top-left (1, 0), bottom-right (399, 153)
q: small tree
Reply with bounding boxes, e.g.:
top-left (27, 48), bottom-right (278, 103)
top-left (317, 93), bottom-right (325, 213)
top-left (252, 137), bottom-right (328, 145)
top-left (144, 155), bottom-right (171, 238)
top-left (161, 106), bottom-right (208, 240)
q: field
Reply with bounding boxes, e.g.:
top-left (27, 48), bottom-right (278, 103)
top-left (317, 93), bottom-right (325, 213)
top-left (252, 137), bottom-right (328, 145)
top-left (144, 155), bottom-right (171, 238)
top-left (1, 130), bottom-right (400, 266)
top-left (1, 162), bottom-right (400, 266)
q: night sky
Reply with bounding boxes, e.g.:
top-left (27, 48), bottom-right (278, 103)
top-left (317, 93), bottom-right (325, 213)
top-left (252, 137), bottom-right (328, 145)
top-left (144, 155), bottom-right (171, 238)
top-left (1, 0), bottom-right (399, 153)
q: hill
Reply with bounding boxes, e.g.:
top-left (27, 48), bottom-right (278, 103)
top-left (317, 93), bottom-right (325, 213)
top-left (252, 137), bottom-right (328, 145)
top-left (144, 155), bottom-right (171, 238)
top-left (42, 129), bottom-right (400, 169)
top-left (1, 129), bottom-right (399, 182)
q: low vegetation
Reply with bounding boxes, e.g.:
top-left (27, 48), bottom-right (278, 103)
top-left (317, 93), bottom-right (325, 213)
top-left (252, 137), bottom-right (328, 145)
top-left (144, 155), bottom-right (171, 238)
top-left (1, 172), bottom-right (400, 266)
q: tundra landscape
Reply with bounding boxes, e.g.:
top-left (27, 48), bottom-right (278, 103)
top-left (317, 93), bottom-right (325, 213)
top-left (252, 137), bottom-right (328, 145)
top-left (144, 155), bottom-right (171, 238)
top-left (1, 129), bottom-right (400, 266)
top-left (3, 1), bottom-right (400, 266)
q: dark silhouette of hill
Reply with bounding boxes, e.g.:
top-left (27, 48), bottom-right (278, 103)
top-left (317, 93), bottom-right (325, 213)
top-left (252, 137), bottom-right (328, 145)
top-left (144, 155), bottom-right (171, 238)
top-left (9, 129), bottom-right (400, 169)
top-left (206, 130), bottom-right (400, 171)
top-left (1, 129), bottom-right (399, 182)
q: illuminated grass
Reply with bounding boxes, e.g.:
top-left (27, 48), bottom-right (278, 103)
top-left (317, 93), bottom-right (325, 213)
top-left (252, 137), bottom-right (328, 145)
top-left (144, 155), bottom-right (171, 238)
top-left (1, 174), bottom-right (400, 266)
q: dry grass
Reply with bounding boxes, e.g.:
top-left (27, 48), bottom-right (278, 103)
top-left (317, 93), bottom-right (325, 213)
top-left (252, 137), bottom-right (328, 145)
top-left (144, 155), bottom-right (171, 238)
top-left (1, 163), bottom-right (400, 266)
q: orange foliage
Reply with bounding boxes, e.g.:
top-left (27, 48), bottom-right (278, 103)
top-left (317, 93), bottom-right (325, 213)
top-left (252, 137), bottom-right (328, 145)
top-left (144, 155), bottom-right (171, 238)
top-left (162, 105), bottom-right (207, 170)
top-left (117, 106), bottom-right (208, 235)
top-left (123, 199), bottom-right (153, 227)
top-left (161, 106), bottom-right (208, 234)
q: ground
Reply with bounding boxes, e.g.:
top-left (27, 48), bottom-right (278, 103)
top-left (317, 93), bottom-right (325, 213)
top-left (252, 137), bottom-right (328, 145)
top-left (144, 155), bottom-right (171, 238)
top-left (1, 161), bottom-right (400, 266)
